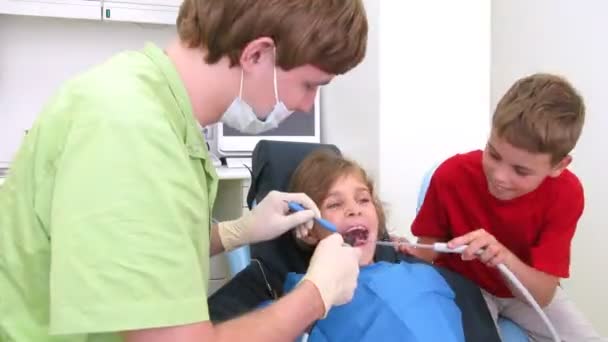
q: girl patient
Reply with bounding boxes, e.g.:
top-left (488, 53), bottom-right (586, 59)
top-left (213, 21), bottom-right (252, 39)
top-left (209, 149), bottom-right (499, 342)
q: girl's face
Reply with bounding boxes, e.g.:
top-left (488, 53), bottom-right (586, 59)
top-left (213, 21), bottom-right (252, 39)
top-left (312, 173), bottom-right (379, 266)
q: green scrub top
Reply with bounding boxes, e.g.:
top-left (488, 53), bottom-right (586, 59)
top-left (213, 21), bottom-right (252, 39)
top-left (0, 43), bottom-right (218, 341)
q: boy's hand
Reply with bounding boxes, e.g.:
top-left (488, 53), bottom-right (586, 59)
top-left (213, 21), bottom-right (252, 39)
top-left (448, 229), bottom-right (514, 267)
top-left (389, 235), bottom-right (417, 256)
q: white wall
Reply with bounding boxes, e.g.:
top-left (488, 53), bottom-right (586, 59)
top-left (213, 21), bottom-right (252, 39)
top-left (492, 0), bottom-right (608, 333)
top-left (321, 0), bottom-right (379, 178)
top-left (0, 15), bottom-right (174, 163)
top-left (378, 2), bottom-right (491, 236)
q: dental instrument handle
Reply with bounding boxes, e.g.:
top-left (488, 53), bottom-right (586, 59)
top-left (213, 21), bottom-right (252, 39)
top-left (375, 241), bottom-right (468, 253)
top-left (432, 243), bottom-right (468, 254)
top-left (375, 240), bottom-right (402, 247)
top-left (287, 201), bottom-right (337, 233)
top-left (315, 217), bottom-right (338, 233)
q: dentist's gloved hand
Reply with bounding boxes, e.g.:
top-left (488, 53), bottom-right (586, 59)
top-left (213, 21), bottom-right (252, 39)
top-left (302, 234), bottom-right (361, 318)
top-left (218, 190), bottom-right (320, 251)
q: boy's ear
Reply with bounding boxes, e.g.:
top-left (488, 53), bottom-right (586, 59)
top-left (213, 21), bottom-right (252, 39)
top-left (239, 37), bottom-right (275, 71)
top-left (549, 155), bottom-right (572, 178)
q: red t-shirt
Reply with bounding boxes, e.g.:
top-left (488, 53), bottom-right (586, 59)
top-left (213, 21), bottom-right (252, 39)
top-left (411, 150), bottom-right (584, 297)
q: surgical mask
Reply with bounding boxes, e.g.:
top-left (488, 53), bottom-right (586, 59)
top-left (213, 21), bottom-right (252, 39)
top-left (221, 63), bottom-right (293, 134)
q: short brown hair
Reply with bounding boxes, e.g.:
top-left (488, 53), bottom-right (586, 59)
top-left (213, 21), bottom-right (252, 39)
top-left (492, 73), bottom-right (586, 164)
top-left (289, 149), bottom-right (386, 237)
top-left (176, 0), bottom-right (367, 75)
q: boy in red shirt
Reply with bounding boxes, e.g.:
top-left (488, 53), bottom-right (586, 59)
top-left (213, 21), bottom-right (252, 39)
top-left (409, 73), bottom-right (604, 341)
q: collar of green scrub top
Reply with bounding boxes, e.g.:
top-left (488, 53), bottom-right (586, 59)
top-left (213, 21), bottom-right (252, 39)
top-left (142, 43), bottom-right (210, 160)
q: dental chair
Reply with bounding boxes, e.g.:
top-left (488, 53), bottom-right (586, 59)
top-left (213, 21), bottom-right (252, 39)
top-left (417, 164), bottom-right (528, 342)
top-left (216, 140), bottom-right (499, 341)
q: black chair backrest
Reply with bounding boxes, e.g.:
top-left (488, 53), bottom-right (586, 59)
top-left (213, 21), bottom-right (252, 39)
top-left (246, 140), bottom-right (341, 209)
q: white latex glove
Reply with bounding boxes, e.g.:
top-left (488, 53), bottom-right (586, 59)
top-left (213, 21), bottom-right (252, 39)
top-left (302, 234), bottom-right (362, 318)
top-left (218, 190), bottom-right (321, 251)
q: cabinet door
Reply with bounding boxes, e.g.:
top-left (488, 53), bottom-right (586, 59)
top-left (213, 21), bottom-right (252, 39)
top-left (102, 1), bottom-right (178, 25)
top-left (104, 0), bottom-right (181, 6)
top-left (0, 0), bottom-right (101, 20)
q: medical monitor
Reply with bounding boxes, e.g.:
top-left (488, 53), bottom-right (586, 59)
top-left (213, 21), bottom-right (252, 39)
top-left (214, 93), bottom-right (321, 156)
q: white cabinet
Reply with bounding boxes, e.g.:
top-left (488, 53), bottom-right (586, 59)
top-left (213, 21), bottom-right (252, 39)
top-left (102, 0), bottom-right (180, 25)
top-left (0, 0), bottom-right (101, 20)
top-left (105, 0), bottom-right (179, 6)
top-left (0, 0), bottom-right (181, 24)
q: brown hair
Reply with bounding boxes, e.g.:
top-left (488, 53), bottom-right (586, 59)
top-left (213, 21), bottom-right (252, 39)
top-left (176, 0), bottom-right (368, 75)
top-left (492, 73), bottom-right (586, 164)
top-left (289, 149), bottom-right (386, 237)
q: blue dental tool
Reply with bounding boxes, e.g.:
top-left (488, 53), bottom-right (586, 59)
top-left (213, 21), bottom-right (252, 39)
top-left (287, 201), bottom-right (356, 246)
top-left (287, 201), bottom-right (337, 232)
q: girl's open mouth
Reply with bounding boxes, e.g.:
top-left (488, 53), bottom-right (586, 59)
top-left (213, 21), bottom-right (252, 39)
top-left (343, 225), bottom-right (369, 246)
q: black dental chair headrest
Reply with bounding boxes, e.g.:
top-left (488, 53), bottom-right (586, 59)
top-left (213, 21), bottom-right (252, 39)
top-left (246, 140), bottom-right (341, 209)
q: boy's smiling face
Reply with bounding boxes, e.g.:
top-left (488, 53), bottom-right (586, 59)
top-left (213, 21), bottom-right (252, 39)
top-left (482, 131), bottom-right (572, 200)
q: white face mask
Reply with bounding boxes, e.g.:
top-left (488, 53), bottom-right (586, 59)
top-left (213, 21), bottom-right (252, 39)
top-left (221, 63), bottom-right (294, 134)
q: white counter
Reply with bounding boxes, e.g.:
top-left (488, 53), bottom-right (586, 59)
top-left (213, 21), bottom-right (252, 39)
top-left (0, 167), bottom-right (249, 183)
top-left (216, 166), bottom-right (250, 180)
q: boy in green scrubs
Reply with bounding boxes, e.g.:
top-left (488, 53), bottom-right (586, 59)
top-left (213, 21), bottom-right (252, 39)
top-left (0, 0), bottom-right (368, 341)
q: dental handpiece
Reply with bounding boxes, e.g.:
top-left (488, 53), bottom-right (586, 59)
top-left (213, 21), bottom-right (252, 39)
top-left (375, 240), bottom-right (468, 254)
top-left (287, 201), bottom-right (337, 232)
